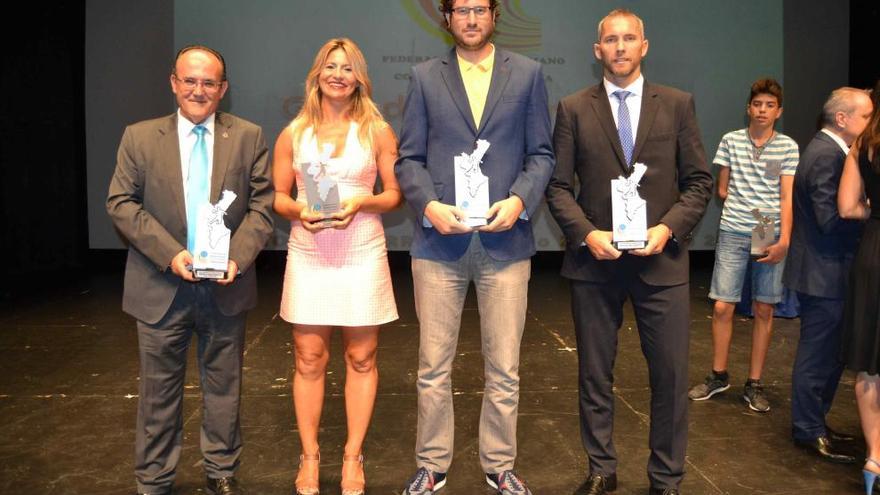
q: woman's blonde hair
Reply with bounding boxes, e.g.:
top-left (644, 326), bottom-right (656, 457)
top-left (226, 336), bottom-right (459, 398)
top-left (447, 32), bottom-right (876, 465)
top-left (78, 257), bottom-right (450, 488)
top-left (290, 38), bottom-right (385, 150)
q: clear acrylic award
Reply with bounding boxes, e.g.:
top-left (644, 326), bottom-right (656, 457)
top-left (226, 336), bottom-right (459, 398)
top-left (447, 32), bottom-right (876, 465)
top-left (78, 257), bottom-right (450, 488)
top-left (611, 162), bottom-right (648, 250)
top-left (750, 208), bottom-right (775, 258)
top-left (192, 190), bottom-right (237, 279)
top-left (300, 143), bottom-right (340, 219)
top-left (454, 139), bottom-right (491, 227)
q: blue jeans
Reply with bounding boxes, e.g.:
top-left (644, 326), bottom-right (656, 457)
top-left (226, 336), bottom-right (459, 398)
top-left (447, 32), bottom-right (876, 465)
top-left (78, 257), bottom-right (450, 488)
top-left (709, 230), bottom-right (785, 304)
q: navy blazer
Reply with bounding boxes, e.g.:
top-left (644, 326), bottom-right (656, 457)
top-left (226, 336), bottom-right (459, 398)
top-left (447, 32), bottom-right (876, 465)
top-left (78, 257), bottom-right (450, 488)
top-left (395, 47), bottom-right (554, 262)
top-left (784, 131), bottom-right (862, 299)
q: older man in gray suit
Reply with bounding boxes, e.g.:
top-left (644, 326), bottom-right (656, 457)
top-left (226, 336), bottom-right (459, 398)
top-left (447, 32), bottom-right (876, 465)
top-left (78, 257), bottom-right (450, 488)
top-left (107, 45), bottom-right (273, 495)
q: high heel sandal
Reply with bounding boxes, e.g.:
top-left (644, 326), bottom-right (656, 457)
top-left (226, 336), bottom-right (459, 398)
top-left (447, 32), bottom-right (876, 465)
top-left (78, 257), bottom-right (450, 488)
top-left (295, 451), bottom-right (320, 495)
top-left (341, 453), bottom-right (365, 495)
top-left (865, 458), bottom-right (880, 495)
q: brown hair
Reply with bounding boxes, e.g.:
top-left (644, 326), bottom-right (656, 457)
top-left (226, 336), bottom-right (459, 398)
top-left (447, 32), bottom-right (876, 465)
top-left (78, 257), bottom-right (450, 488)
top-left (858, 79), bottom-right (880, 170)
top-left (438, 0), bottom-right (500, 27)
top-left (749, 78), bottom-right (783, 107)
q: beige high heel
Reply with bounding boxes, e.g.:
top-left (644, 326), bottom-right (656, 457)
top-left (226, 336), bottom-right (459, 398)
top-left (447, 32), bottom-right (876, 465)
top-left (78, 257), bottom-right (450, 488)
top-left (341, 453), bottom-right (365, 495)
top-left (295, 451), bottom-right (320, 495)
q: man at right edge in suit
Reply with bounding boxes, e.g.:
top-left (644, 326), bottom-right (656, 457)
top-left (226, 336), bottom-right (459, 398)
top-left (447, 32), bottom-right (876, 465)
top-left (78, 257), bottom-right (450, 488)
top-left (545, 9), bottom-right (712, 495)
top-left (784, 87), bottom-right (873, 464)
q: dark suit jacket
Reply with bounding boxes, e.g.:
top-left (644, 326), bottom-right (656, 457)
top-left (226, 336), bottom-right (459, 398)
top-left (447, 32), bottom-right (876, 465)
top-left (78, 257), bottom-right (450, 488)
top-left (107, 112), bottom-right (274, 324)
top-left (395, 47), bottom-right (555, 262)
top-left (546, 81), bottom-right (712, 285)
top-left (784, 130), bottom-right (861, 299)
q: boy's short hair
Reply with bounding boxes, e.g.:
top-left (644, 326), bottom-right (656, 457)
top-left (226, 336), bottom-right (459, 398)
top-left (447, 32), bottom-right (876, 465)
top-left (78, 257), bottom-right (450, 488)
top-left (749, 78), bottom-right (783, 106)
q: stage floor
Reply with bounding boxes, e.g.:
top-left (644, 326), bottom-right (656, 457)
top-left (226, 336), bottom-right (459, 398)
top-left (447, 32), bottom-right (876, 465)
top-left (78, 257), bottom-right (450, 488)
top-left (0, 252), bottom-right (867, 494)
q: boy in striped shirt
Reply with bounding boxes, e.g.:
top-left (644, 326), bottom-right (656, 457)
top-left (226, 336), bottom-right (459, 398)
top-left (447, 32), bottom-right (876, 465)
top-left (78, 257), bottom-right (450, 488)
top-left (689, 78), bottom-right (799, 412)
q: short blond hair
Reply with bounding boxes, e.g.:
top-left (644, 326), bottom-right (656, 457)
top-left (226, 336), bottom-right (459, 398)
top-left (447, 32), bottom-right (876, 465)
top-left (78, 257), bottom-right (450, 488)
top-left (597, 8), bottom-right (645, 42)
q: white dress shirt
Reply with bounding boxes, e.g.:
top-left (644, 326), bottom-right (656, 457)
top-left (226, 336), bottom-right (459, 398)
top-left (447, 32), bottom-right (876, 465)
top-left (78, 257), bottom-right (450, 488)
top-left (820, 128), bottom-right (850, 155)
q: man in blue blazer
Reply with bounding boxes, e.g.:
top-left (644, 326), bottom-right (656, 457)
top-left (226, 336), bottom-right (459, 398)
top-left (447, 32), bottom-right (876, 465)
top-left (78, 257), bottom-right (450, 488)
top-left (395, 1), bottom-right (553, 493)
top-left (784, 87), bottom-right (873, 463)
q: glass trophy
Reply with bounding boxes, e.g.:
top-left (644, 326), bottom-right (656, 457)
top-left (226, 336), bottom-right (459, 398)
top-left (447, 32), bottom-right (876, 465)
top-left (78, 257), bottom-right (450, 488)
top-left (611, 162), bottom-right (648, 250)
top-left (192, 190), bottom-right (237, 279)
top-left (750, 208), bottom-right (775, 258)
top-left (454, 139), bottom-right (491, 227)
top-left (300, 143), bottom-right (340, 220)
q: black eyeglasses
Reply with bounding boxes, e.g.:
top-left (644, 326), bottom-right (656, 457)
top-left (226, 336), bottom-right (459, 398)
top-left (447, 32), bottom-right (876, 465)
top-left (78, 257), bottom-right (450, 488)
top-left (450, 6), bottom-right (492, 18)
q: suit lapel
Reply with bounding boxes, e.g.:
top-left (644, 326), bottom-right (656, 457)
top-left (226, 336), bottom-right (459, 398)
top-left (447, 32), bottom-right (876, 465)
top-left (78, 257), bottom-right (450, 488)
top-left (159, 114), bottom-right (187, 229)
top-left (211, 112), bottom-right (232, 202)
top-left (590, 84), bottom-right (629, 173)
top-left (440, 48), bottom-right (478, 135)
top-left (632, 82), bottom-right (659, 165)
top-left (476, 49), bottom-right (511, 136)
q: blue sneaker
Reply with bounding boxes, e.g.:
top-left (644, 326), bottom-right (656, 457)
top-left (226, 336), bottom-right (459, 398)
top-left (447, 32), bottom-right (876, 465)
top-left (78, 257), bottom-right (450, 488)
top-left (402, 467), bottom-right (447, 495)
top-left (486, 470), bottom-right (532, 495)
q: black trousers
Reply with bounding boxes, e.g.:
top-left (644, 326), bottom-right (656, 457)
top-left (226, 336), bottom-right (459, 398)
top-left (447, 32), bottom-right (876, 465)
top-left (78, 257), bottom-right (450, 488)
top-left (791, 291), bottom-right (845, 441)
top-left (134, 283), bottom-right (246, 493)
top-left (571, 274), bottom-right (690, 489)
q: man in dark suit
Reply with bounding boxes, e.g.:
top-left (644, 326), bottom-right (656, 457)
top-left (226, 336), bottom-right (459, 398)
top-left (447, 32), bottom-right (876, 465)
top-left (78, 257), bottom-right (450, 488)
top-left (784, 87), bottom-right (873, 463)
top-left (106, 45), bottom-right (273, 495)
top-left (545, 9), bottom-right (712, 495)
top-left (395, 1), bottom-right (554, 493)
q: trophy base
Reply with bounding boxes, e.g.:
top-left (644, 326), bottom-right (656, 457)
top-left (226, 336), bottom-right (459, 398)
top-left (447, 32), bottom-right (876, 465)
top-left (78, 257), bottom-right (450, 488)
top-left (194, 268), bottom-right (227, 280)
top-left (615, 240), bottom-right (647, 250)
top-left (463, 216), bottom-right (487, 227)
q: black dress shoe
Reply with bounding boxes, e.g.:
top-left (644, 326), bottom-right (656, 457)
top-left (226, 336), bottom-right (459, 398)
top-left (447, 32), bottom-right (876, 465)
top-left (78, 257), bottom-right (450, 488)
top-left (206, 476), bottom-right (243, 495)
top-left (573, 472), bottom-right (617, 494)
top-left (649, 489), bottom-right (680, 495)
top-left (794, 436), bottom-right (857, 463)
top-left (825, 425), bottom-right (856, 442)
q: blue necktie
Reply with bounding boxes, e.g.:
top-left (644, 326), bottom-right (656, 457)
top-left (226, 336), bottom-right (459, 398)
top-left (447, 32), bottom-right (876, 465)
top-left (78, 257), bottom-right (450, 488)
top-left (186, 124), bottom-right (209, 253)
top-left (613, 90), bottom-right (634, 166)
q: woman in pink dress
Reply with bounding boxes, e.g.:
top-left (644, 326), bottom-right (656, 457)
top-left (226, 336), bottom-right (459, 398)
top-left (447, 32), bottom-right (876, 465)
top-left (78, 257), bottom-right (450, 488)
top-left (272, 38), bottom-right (401, 495)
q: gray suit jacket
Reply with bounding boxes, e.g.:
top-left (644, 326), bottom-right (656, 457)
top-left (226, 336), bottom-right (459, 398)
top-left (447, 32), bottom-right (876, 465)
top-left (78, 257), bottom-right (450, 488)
top-left (107, 112), bottom-right (274, 324)
top-left (546, 81), bottom-right (712, 285)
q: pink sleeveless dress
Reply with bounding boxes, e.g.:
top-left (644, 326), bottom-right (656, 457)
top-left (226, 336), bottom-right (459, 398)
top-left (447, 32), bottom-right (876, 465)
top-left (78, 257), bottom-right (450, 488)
top-left (279, 123), bottom-right (398, 326)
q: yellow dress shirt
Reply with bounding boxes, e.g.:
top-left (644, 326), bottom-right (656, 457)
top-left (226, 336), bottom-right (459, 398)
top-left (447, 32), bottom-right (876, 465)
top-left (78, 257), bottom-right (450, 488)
top-left (457, 45), bottom-right (495, 129)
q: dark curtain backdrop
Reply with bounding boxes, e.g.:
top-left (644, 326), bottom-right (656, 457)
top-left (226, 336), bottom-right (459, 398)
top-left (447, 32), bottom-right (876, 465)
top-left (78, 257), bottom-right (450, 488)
top-left (0, 2), bottom-right (878, 300)
top-left (1, 3), bottom-right (87, 298)
top-left (850, 0), bottom-right (880, 89)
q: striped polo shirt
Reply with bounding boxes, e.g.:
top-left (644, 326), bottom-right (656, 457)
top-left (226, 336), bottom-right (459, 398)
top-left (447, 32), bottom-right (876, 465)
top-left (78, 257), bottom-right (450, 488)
top-left (714, 128), bottom-right (799, 234)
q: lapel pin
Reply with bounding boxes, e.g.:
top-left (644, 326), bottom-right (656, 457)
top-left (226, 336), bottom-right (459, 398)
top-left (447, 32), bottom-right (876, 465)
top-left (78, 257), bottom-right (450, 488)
top-left (222, 131), bottom-right (229, 139)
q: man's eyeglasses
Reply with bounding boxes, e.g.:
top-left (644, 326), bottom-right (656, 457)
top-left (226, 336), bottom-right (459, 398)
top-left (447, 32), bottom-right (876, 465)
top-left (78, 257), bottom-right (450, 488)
top-left (173, 75), bottom-right (223, 93)
top-left (450, 6), bottom-right (492, 18)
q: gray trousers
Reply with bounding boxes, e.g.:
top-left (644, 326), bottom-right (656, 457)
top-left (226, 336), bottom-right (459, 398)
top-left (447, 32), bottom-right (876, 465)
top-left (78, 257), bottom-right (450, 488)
top-left (134, 283), bottom-right (246, 494)
top-left (412, 235), bottom-right (530, 474)
top-left (571, 276), bottom-right (690, 490)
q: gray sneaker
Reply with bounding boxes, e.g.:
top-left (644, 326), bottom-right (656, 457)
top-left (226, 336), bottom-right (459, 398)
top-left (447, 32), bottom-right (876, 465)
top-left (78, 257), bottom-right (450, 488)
top-left (688, 373), bottom-right (730, 401)
top-left (402, 467), bottom-right (446, 495)
top-left (486, 471), bottom-right (532, 495)
top-left (743, 380), bottom-right (770, 412)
